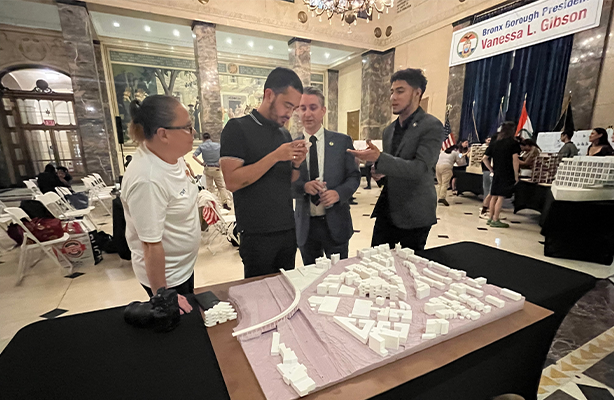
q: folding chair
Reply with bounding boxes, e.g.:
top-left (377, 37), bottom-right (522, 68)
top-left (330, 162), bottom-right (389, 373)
top-left (198, 190), bottom-right (238, 255)
top-left (90, 173), bottom-right (114, 194)
top-left (82, 177), bottom-right (112, 215)
top-left (5, 207), bottom-right (72, 285)
top-left (24, 180), bottom-right (42, 198)
top-left (36, 192), bottom-right (98, 230)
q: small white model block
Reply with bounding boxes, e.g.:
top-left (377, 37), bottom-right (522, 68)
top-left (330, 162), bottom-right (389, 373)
top-left (450, 283), bottom-right (466, 295)
top-left (475, 277), bottom-right (487, 285)
top-left (448, 269), bottom-right (465, 280)
top-left (468, 311), bottom-right (481, 321)
top-left (377, 307), bottom-right (390, 322)
top-left (204, 302), bottom-right (237, 327)
top-left (485, 295), bottom-right (505, 308)
top-left (435, 309), bottom-right (457, 320)
top-left (422, 333), bottom-right (437, 340)
top-left (424, 302), bottom-right (446, 315)
top-left (395, 243), bottom-right (402, 253)
top-left (283, 350), bottom-right (298, 365)
top-left (399, 301), bottom-right (411, 310)
top-left (465, 278), bottom-right (482, 289)
top-left (333, 317), bottom-right (375, 344)
top-left (288, 364), bottom-right (308, 384)
top-left (389, 302), bottom-right (396, 308)
top-left (318, 296), bottom-right (341, 316)
top-left (374, 321), bottom-right (391, 331)
top-left (426, 319), bottom-right (441, 334)
top-left (338, 285), bottom-right (356, 296)
top-left (368, 332), bottom-right (389, 356)
top-left (419, 276), bottom-right (445, 291)
top-left (429, 261), bottom-right (450, 276)
top-left (443, 291), bottom-right (461, 302)
top-left (276, 363), bottom-right (296, 385)
top-left (415, 284), bottom-right (430, 300)
top-left (271, 332), bottom-right (281, 356)
top-left (376, 297), bottom-right (385, 306)
top-left (291, 376), bottom-right (316, 397)
top-left (423, 268), bottom-right (453, 285)
top-left (380, 328), bottom-right (401, 350)
top-left (327, 283), bottom-right (341, 296)
top-left (438, 319), bottom-right (450, 335)
top-left (279, 343), bottom-right (288, 357)
top-left (401, 310), bottom-right (413, 323)
top-left (484, 305), bottom-right (492, 314)
top-left (331, 254), bottom-right (341, 265)
top-left (397, 284), bottom-right (408, 300)
top-left (316, 283), bottom-right (329, 295)
top-left (464, 286), bottom-right (483, 298)
top-left (351, 299), bottom-right (373, 319)
top-left (501, 288), bottom-right (522, 301)
top-left (393, 322), bottom-right (410, 343)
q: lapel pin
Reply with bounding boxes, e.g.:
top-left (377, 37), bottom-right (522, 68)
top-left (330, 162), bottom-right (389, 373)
top-left (413, 122), bottom-right (418, 127)
top-left (329, 141), bottom-right (334, 146)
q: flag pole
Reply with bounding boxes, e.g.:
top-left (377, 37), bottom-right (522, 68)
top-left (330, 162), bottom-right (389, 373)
top-left (471, 100), bottom-right (479, 143)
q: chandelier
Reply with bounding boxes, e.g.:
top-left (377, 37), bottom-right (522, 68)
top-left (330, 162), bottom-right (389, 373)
top-left (303, 0), bottom-right (394, 26)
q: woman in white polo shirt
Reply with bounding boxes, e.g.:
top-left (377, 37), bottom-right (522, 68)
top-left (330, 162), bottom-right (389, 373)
top-left (121, 95), bottom-right (199, 313)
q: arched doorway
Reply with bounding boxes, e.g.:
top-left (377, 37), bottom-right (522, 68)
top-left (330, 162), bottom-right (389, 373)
top-left (0, 68), bottom-right (86, 185)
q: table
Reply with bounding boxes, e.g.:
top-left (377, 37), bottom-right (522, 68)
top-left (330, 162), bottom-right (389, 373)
top-left (540, 191), bottom-right (614, 265)
top-left (453, 169), bottom-right (483, 197)
top-left (0, 243), bottom-right (596, 400)
top-left (513, 180), bottom-right (551, 214)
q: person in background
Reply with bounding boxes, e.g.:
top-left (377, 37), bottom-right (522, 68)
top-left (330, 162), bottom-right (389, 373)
top-left (558, 129), bottom-right (579, 159)
top-left (587, 128), bottom-right (614, 156)
top-left (518, 139), bottom-right (541, 176)
top-left (56, 166), bottom-right (72, 189)
top-left (479, 135), bottom-right (496, 219)
top-left (451, 139), bottom-right (469, 195)
top-left (37, 164), bottom-right (70, 194)
top-left (348, 68), bottom-right (444, 251)
top-left (121, 95), bottom-right (199, 314)
top-left (435, 144), bottom-right (460, 207)
top-left (193, 132), bottom-right (231, 211)
top-left (124, 155), bottom-right (133, 169)
top-left (363, 161), bottom-right (374, 189)
top-left (220, 67), bottom-right (308, 278)
top-left (292, 86), bottom-right (360, 265)
top-left (482, 121), bottom-right (520, 229)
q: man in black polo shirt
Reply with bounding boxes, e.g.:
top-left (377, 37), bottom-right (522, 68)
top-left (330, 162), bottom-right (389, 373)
top-left (220, 67), bottom-right (308, 278)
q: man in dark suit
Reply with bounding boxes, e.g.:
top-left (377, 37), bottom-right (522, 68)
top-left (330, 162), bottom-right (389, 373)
top-left (348, 68), bottom-right (444, 251)
top-left (293, 86), bottom-right (361, 265)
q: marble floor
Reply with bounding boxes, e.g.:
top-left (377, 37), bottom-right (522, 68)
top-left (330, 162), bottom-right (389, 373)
top-left (1, 178), bottom-right (613, 399)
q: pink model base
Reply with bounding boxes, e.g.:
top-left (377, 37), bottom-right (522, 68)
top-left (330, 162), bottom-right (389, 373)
top-left (229, 255), bottom-right (525, 400)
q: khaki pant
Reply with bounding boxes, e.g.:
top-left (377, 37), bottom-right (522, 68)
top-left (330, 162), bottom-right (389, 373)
top-left (204, 166), bottom-right (230, 205)
top-left (436, 164), bottom-right (454, 200)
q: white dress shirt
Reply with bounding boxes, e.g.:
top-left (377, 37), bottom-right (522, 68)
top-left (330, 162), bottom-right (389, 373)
top-left (304, 126), bottom-right (326, 216)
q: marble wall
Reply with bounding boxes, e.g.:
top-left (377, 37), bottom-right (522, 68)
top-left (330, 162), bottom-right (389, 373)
top-left (193, 22), bottom-right (223, 141)
top-left (289, 38), bottom-right (311, 138)
top-left (57, 2), bottom-right (116, 183)
top-left (564, 0), bottom-right (613, 130)
top-left (0, 26), bottom-right (69, 74)
top-left (327, 69), bottom-right (339, 132)
top-left (445, 21), bottom-right (472, 139)
top-left (360, 50), bottom-right (395, 140)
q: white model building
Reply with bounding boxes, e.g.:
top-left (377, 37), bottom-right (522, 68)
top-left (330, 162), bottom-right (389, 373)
top-left (204, 302), bottom-right (237, 327)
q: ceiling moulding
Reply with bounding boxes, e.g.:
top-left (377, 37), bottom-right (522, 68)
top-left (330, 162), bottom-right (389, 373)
top-left (83, 0), bottom-right (385, 50)
top-left (0, 23), bottom-right (64, 37)
top-left (381, 0), bottom-right (505, 49)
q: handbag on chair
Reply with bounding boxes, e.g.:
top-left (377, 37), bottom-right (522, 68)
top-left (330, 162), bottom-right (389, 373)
top-left (7, 218), bottom-right (64, 245)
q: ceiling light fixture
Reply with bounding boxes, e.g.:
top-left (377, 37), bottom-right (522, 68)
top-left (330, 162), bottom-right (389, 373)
top-left (247, 41), bottom-right (254, 48)
top-left (173, 29), bottom-right (180, 37)
top-left (324, 52), bottom-right (330, 59)
top-left (268, 45), bottom-right (274, 50)
top-left (303, 0), bottom-right (393, 28)
top-left (144, 25), bottom-right (151, 32)
top-left (226, 37), bottom-right (232, 44)
top-left (113, 22), bottom-right (120, 28)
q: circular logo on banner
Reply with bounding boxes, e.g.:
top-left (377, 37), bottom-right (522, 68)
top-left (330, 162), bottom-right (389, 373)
top-left (458, 32), bottom-right (478, 59)
top-left (63, 240), bottom-right (86, 258)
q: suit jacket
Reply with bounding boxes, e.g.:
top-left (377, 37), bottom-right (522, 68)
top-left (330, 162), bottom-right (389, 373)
top-left (292, 129), bottom-right (361, 247)
top-left (375, 107), bottom-right (444, 230)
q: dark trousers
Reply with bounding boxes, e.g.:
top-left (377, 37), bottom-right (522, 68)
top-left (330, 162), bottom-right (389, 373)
top-left (142, 272), bottom-right (195, 297)
top-left (299, 216), bottom-right (349, 266)
top-left (371, 216), bottom-right (431, 251)
top-left (365, 162), bottom-right (373, 188)
top-left (239, 229), bottom-right (296, 278)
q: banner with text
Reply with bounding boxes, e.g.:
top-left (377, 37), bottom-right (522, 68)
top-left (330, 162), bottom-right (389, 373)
top-left (449, 0), bottom-right (603, 66)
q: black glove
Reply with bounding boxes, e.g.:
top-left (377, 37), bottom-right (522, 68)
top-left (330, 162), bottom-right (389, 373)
top-left (124, 288), bottom-right (181, 332)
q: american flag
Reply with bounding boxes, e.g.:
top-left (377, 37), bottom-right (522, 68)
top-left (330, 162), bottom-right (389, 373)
top-left (442, 107), bottom-right (455, 151)
top-left (202, 202), bottom-right (220, 225)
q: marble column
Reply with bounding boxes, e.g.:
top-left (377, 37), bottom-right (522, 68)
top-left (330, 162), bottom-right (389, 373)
top-left (57, 1), bottom-right (116, 183)
top-left (327, 70), bottom-right (339, 132)
top-left (94, 41), bottom-right (120, 177)
top-left (360, 50), bottom-right (395, 140)
top-left (445, 20), bottom-right (472, 141)
top-left (192, 22), bottom-right (223, 141)
top-left (564, 0), bottom-right (613, 130)
top-left (289, 37), bottom-right (311, 138)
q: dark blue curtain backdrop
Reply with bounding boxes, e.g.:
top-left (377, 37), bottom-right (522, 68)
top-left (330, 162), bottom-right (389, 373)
top-left (459, 53), bottom-right (512, 142)
top-left (458, 35), bottom-right (573, 142)
top-left (506, 35), bottom-right (574, 133)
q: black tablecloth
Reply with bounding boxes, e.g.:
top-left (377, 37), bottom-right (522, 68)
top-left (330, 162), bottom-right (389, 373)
top-left (453, 169), bottom-right (483, 196)
top-left (513, 180), bottom-right (551, 214)
top-left (0, 304), bottom-right (229, 400)
top-left (0, 243), bottom-right (595, 400)
top-left (540, 191), bottom-right (614, 265)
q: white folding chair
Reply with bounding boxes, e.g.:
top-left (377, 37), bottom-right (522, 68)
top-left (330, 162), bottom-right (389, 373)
top-left (82, 177), bottom-right (112, 215)
top-left (90, 173), bottom-right (114, 194)
top-left (5, 207), bottom-right (72, 285)
top-left (198, 190), bottom-right (238, 255)
top-left (24, 180), bottom-right (42, 198)
top-left (36, 192), bottom-right (98, 230)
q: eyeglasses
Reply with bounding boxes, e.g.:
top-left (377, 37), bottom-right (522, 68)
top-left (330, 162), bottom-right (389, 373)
top-left (162, 124), bottom-right (195, 135)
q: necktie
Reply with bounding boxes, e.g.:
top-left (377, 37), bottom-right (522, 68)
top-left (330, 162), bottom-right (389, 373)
top-left (309, 135), bottom-right (320, 205)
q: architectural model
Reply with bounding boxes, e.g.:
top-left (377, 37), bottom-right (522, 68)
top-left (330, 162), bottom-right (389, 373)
top-left (228, 245), bottom-right (525, 400)
top-left (552, 156), bottom-right (614, 201)
top-left (204, 302), bottom-right (237, 328)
